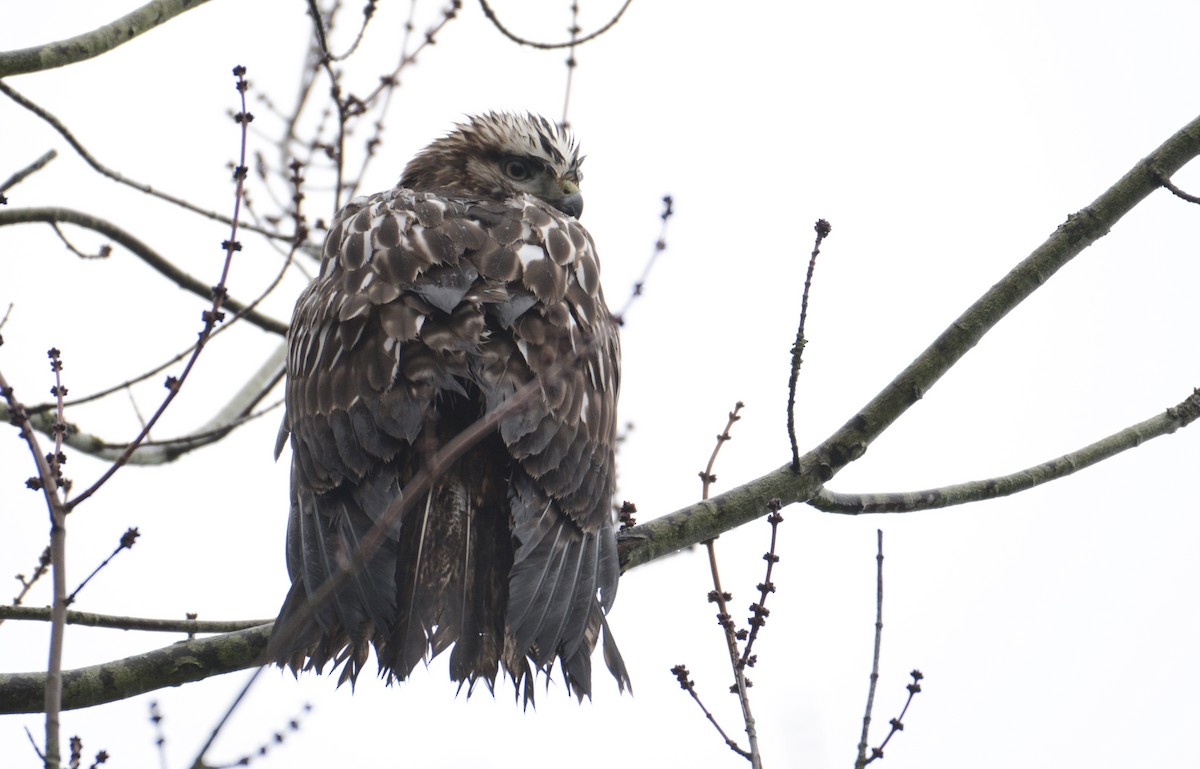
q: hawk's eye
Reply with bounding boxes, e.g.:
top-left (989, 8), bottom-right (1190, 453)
top-left (502, 157), bottom-right (533, 181)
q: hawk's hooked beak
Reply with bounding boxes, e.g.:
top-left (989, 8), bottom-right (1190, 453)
top-left (552, 180), bottom-right (584, 219)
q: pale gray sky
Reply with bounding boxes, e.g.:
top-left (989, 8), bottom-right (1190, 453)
top-left (2, 2), bottom-right (1199, 767)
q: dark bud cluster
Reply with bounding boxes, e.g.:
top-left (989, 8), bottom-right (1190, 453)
top-left (670, 664), bottom-right (694, 691)
top-left (119, 527), bottom-right (140, 550)
top-left (617, 500), bottom-right (637, 530)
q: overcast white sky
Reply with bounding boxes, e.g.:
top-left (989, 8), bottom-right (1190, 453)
top-left (3, 1), bottom-right (1200, 767)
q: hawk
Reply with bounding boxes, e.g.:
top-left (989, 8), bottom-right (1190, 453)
top-left (267, 112), bottom-right (629, 703)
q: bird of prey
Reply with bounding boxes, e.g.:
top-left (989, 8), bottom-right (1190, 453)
top-left (267, 112), bottom-right (629, 703)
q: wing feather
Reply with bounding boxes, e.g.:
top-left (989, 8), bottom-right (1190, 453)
top-left (268, 184), bottom-right (626, 699)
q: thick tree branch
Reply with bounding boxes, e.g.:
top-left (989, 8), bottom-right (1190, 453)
top-left (0, 0), bottom-right (214, 77)
top-left (810, 388), bottom-right (1200, 514)
top-left (619, 110), bottom-right (1200, 570)
top-left (4, 111), bottom-right (1200, 719)
top-left (0, 208), bottom-right (288, 336)
top-left (0, 626), bottom-right (270, 714)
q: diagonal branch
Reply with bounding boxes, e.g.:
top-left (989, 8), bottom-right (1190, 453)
top-left (0, 82), bottom-right (289, 241)
top-left (0, 343), bottom-right (285, 464)
top-left (0, 0), bottom-right (214, 77)
top-left (4, 110), bottom-right (1200, 719)
top-left (809, 387), bottom-right (1200, 514)
top-left (0, 207), bottom-right (288, 336)
top-left (618, 109), bottom-right (1200, 571)
top-left (0, 626), bottom-right (271, 714)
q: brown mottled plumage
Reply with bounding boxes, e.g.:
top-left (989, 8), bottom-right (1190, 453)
top-left (267, 113), bottom-right (628, 703)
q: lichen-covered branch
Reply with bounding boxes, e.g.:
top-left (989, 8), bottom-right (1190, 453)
top-left (0, 625), bottom-right (271, 714)
top-left (810, 388), bottom-right (1200, 514)
top-left (3, 111), bottom-right (1199, 721)
top-left (620, 109), bottom-right (1200, 570)
top-left (0, 0), bottom-right (213, 77)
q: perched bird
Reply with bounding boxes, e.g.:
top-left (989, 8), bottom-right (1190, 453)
top-left (267, 112), bottom-right (628, 703)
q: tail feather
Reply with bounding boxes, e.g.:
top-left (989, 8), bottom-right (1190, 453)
top-left (271, 411), bottom-right (626, 702)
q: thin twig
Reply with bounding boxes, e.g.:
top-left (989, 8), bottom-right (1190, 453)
top-left (689, 402), bottom-right (760, 765)
top-left (203, 701), bottom-right (311, 769)
top-left (1152, 166), bottom-right (1200, 204)
top-left (65, 66), bottom-right (254, 511)
top-left (341, 0), bottom-right (418, 201)
top-left (3, 547), bottom-right (51, 622)
top-left (149, 701), bottom-right (168, 769)
top-left (189, 666), bottom-right (263, 769)
top-left (358, 2), bottom-right (461, 108)
top-left (304, 3), bottom-right (351, 210)
top-left (307, 0), bottom-right (377, 62)
top-left (866, 670), bottom-right (924, 763)
top-left (699, 402), bottom-right (744, 499)
top-left (45, 349), bottom-right (70, 769)
top-left (855, 530), bottom-right (885, 768)
top-left (614, 195), bottom-right (673, 323)
top-left (809, 387), bottom-right (1200, 514)
top-left (738, 500), bottom-right (782, 669)
top-left (620, 111), bottom-right (1200, 572)
top-left (0, 207), bottom-right (287, 336)
top-left (48, 222), bottom-right (111, 259)
top-left (0, 150), bottom-right (57, 195)
top-left (0, 605), bottom-right (270, 634)
top-left (788, 219), bottom-right (830, 472)
top-left (0, 364), bottom-right (70, 767)
top-left (670, 665), bottom-right (752, 760)
top-left (560, 2), bottom-right (581, 128)
top-left (478, 0), bottom-right (633, 49)
top-left (0, 81), bottom-right (286, 240)
top-left (65, 528), bottom-right (139, 606)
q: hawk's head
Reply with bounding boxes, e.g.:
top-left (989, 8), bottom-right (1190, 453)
top-left (399, 112), bottom-right (585, 218)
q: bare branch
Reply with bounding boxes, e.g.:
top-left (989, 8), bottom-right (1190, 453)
top-left (560, 2), bottom-right (581, 128)
top-left (2, 547), bottom-right (51, 622)
top-left (0, 207), bottom-right (288, 336)
top-left (66, 528), bottom-right (140, 606)
top-left (478, 0), bottom-right (634, 49)
top-left (855, 530), bottom-right (885, 768)
top-left (0, 0), bottom-right (214, 77)
top-left (189, 667), bottom-right (264, 769)
top-left (619, 109), bottom-right (1200, 571)
top-left (6, 102), bottom-right (1200, 725)
top-left (0, 625), bottom-right (271, 715)
top-left (668, 665), bottom-right (752, 761)
top-left (809, 387), bottom-right (1200, 514)
top-left (1152, 166), bottom-right (1200, 204)
top-left (0, 606), bottom-right (271, 634)
top-left (0, 82), bottom-right (288, 240)
top-left (65, 66), bottom-right (254, 511)
top-left (788, 219), bottom-right (831, 471)
top-left (0, 362), bottom-right (70, 765)
top-left (0, 150), bottom-right (57, 196)
top-left (613, 195), bottom-right (673, 324)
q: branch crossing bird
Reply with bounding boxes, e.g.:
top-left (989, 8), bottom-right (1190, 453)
top-left (266, 112), bottom-right (628, 704)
